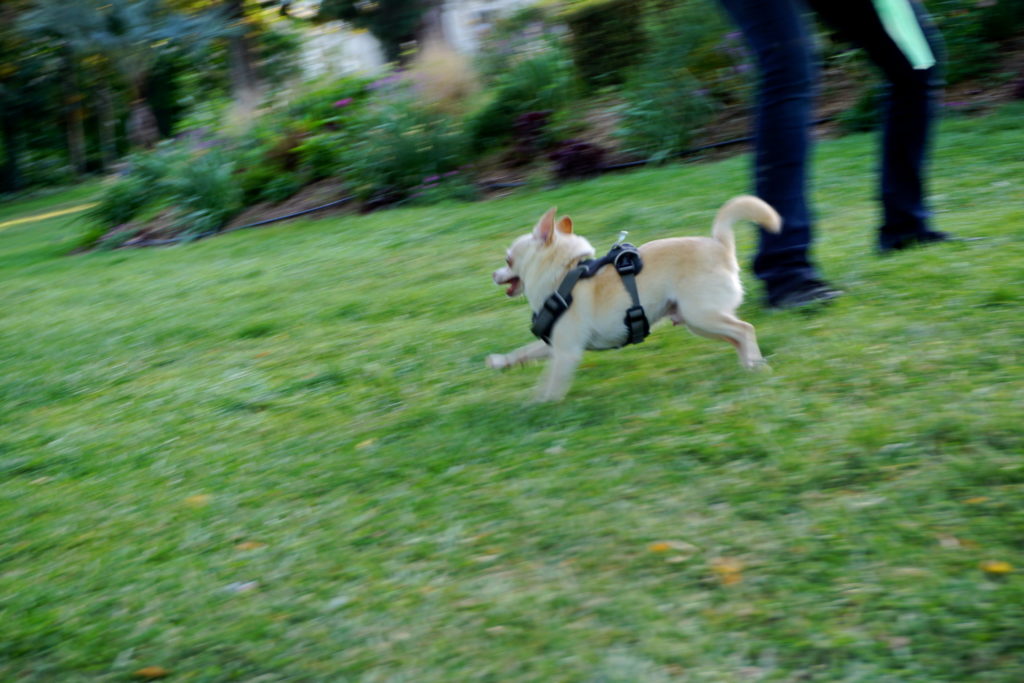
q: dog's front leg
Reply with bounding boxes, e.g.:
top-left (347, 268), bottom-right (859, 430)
top-left (486, 340), bottom-right (550, 370)
top-left (534, 346), bottom-right (583, 403)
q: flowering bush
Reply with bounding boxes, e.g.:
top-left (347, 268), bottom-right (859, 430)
top-left (468, 48), bottom-right (577, 153)
top-left (344, 94), bottom-right (473, 205)
top-left (615, 0), bottom-right (742, 161)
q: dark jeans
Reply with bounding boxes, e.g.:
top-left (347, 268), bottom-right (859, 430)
top-left (717, 0), bottom-right (944, 296)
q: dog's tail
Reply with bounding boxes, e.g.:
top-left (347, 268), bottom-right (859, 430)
top-left (711, 195), bottom-right (782, 254)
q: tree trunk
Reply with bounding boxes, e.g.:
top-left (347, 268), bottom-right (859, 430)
top-left (95, 83), bottom-right (118, 170)
top-left (128, 97), bottom-right (160, 149)
top-left (62, 51), bottom-right (88, 174)
top-left (1, 112), bottom-right (23, 192)
top-left (225, 0), bottom-right (261, 102)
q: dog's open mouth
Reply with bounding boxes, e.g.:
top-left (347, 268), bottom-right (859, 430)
top-left (504, 276), bottom-right (521, 297)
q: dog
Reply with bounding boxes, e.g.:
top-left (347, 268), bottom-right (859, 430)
top-left (487, 196), bottom-right (781, 402)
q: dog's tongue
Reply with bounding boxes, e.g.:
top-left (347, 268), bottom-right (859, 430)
top-left (506, 277), bottom-right (520, 297)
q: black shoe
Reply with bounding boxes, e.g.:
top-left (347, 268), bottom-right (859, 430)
top-left (878, 229), bottom-right (955, 254)
top-left (767, 279), bottom-right (844, 310)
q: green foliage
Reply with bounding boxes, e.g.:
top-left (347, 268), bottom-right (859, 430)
top-left (83, 139), bottom-right (242, 245)
top-left (615, 0), bottom-right (733, 160)
top-left (561, 0), bottom-right (645, 88)
top-left (345, 95), bottom-right (472, 201)
top-left (294, 133), bottom-right (343, 180)
top-left (84, 174), bottom-right (150, 228)
top-left (161, 147), bottom-right (242, 236)
top-left (922, 0), bottom-right (1024, 83)
top-left (837, 85), bottom-right (883, 134)
top-left (473, 5), bottom-right (564, 80)
top-left (468, 48), bottom-right (577, 153)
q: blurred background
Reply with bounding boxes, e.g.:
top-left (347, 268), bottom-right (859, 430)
top-left (1, 0), bottom-right (1022, 247)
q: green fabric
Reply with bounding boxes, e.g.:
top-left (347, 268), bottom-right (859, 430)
top-left (873, 0), bottom-right (936, 69)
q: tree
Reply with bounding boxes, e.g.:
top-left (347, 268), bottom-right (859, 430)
top-left (1, 0), bottom-right (59, 191)
top-left (317, 0), bottom-right (432, 62)
top-left (22, 0), bottom-right (230, 150)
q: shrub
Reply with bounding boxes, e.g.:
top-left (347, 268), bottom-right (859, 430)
top-left (561, 0), bottom-right (645, 88)
top-left (614, 0), bottom-right (732, 161)
top-left (468, 48), bottom-right (577, 153)
top-left (923, 0), bottom-right (1024, 83)
top-left (345, 95), bottom-right (472, 204)
top-left (84, 175), bottom-right (152, 233)
top-left (294, 132), bottom-right (345, 181)
top-left (474, 6), bottom-right (566, 80)
top-left (83, 141), bottom-right (244, 246)
top-left (161, 148), bottom-right (243, 236)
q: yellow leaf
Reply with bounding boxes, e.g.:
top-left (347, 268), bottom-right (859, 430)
top-left (134, 666), bottom-right (171, 679)
top-left (711, 557), bottom-right (744, 586)
top-left (648, 540), bottom-right (697, 555)
top-left (184, 494), bottom-right (212, 508)
top-left (356, 438), bottom-right (377, 450)
top-left (980, 560), bottom-right (1013, 575)
top-left (234, 541), bottom-right (267, 551)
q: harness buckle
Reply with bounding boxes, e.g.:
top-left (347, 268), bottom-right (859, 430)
top-left (612, 245), bottom-right (642, 276)
top-left (624, 305), bottom-right (650, 344)
top-left (543, 292), bottom-right (570, 315)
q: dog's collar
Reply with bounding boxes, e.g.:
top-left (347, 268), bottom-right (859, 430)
top-left (530, 243), bottom-right (650, 346)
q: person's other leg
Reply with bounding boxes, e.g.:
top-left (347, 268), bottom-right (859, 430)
top-left (811, 0), bottom-right (946, 251)
top-left (718, 0), bottom-right (839, 306)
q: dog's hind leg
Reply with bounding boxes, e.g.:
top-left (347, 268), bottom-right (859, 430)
top-left (684, 312), bottom-right (767, 370)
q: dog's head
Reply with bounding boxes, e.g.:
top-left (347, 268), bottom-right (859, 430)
top-left (493, 207), bottom-right (595, 303)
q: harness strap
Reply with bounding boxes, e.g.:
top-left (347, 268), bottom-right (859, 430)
top-left (530, 244), bottom-right (651, 346)
top-left (613, 248), bottom-right (650, 345)
top-left (530, 264), bottom-right (587, 344)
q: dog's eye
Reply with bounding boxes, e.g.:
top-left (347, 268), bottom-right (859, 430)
top-left (505, 255), bottom-right (513, 267)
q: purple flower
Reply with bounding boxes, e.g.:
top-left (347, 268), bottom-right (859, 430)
top-left (333, 98), bottom-right (353, 108)
top-left (368, 74), bottom-right (403, 91)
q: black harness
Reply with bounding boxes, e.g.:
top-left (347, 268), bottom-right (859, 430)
top-left (530, 243), bottom-right (651, 347)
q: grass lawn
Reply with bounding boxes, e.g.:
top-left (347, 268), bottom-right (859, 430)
top-left (2, 105), bottom-right (1022, 681)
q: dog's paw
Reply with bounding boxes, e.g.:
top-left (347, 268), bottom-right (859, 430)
top-left (746, 358), bottom-right (772, 372)
top-left (486, 354), bottom-right (510, 370)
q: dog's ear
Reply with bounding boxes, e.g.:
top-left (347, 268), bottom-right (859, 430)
top-left (532, 207), bottom-right (558, 244)
top-left (556, 216), bottom-right (573, 234)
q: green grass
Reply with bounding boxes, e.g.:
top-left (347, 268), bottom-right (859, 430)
top-left (2, 105), bottom-right (1022, 681)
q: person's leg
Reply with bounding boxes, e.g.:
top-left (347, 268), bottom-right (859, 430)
top-left (718, 0), bottom-right (838, 306)
top-left (810, 0), bottom-right (945, 251)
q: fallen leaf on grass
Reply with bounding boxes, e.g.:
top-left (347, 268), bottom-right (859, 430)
top-left (234, 541), bottom-right (267, 551)
top-left (133, 666), bottom-right (170, 679)
top-left (184, 494), bottom-right (212, 508)
top-left (711, 557), bottom-right (744, 586)
top-left (979, 560), bottom-right (1013, 575)
top-left (648, 540), bottom-right (698, 557)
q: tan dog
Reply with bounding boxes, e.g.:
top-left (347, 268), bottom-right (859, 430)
top-left (488, 196), bottom-right (781, 402)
